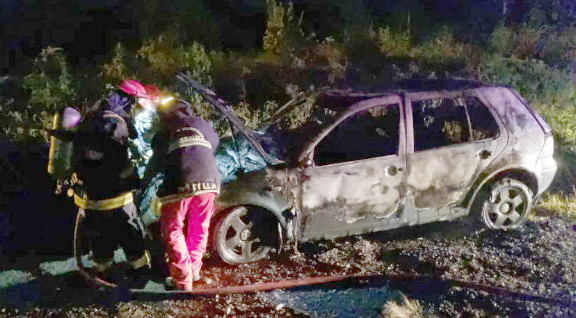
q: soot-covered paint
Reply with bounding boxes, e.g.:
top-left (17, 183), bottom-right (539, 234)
top-left (407, 144), bottom-right (487, 209)
top-left (298, 156), bottom-right (405, 241)
top-left (184, 80), bottom-right (554, 247)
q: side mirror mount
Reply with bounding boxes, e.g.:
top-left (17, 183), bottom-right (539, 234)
top-left (300, 152), bottom-right (314, 168)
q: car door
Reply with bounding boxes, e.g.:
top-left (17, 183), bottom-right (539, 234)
top-left (296, 96), bottom-right (407, 241)
top-left (405, 90), bottom-right (507, 222)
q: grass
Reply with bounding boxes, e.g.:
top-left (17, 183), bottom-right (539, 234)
top-left (381, 294), bottom-right (426, 318)
top-left (534, 191), bottom-right (576, 220)
top-left (530, 100), bottom-right (576, 221)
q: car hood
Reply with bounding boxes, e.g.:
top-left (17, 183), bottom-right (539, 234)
top-left (178, 74), bottom-right (286, 182)
top-left (179, 74), bottom-right (354, 182)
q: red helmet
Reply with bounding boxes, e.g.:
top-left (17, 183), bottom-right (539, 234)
top-left (144, 84), bottom-right (162, 103)
top-left (118, 79), bottom-right (147, 98)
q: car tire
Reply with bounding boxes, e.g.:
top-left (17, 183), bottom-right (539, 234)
top-left (212, 206), bottom-right (278, 265)
top-left (479, 178), bottom-right (533, 230)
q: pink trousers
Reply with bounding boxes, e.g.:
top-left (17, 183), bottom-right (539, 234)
top-left (160, 192), bottom-right (216, 290)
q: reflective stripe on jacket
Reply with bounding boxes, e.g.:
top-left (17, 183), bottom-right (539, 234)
top-left (73, 192), bottom-right (134, 210)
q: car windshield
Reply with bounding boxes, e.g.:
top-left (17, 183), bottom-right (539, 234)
top-left (180, 76), bottom-right (380, 170)
top-left (254, 92), bottom-right (378, 164)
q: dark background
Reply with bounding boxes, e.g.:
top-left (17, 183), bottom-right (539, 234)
top-left (0, 0), bottom-right (537, 75)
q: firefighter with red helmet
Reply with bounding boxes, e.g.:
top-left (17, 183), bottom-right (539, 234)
top-left (127, 84), bottom-right (221, 291)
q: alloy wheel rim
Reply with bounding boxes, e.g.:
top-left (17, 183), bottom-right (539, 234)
top-left (485, 185), bottom-right (527, 229)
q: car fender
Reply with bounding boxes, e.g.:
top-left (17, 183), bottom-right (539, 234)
top-left (214, 169), bottom-right (293, 232)
top-left (463, 163), bottom-right (539, 213)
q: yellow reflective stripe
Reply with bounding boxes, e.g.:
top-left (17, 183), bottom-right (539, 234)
top-left (47, 113), bottom-right (60, 174)
top-left (150, 196), bottom-right (162, 217)
top-left (167, 138), bottom-right (212, 154)
top-left (73, 192), bottom-right (134, 211)
top-left (157, 189), bottom-right (220, 206)
top-left (129, 250), bottom-right (151, 269)
top-left (93, 259), bottom-right (113, 272)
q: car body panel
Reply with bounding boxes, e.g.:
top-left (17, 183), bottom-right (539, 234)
top-left (295, 96), bottom-right (408, 241)
top-left (403, 90), bottom-right (509, 223)
top-left (215, 167), bottom-right (292, 221)
top-left (477, 87), bottom-right (546, 194)
top-left (298, 154), bottom-right (407, 241)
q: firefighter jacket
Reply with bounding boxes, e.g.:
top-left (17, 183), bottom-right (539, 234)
top-left (151, 100), bottom-right (221, 204)
top-left (72, 110), bottom-right (140, 201)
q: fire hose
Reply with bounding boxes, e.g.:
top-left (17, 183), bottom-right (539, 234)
top-left (73, 211), bottom-right (574, 303)
top-left (73, 211), bottom-right (362, 295)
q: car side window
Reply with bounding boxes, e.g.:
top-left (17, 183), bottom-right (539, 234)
top-left (412, 98), bottom-right (471, 151)
top-left (464, 96), bottom-right (500, 141)
top-left (315, 104), bottom-right (400, 166)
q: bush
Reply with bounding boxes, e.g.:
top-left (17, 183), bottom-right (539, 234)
top-left (102, 33), bottom-right (213, 88)
top-left (374, 25), bottom-right (480, 80)
top-left (101, 42), bottom-right (143, 83)
top-left (139, 0), bottom-right (220, 48)
top-left (524, 0), bottom-right (576, 28)
top-left (277, 84), bottom-right (317, 130)
top-left (377, 26), bottom-right (415, 58)
top-left (417, 26), bottom-right (470, 64)
top-left (512, 26), bottom-right (544, 60)
top-left (262, 0), bottom-right (311, 63)
top-left (137, 33), bottom-right (213, 87)
top-left (488, 24), bottom-right (516, 55)
top-left (23, 47), bottom-right (77, 112)
top-left (293, 37), bottom-right (348, 84)
top-left (15, 47), bottom-right (79, 141)
top-left (477, 55), bottom-right (576, 106)
top-left (538, 25), bottom-right (576, 68)
top-left (263, 0), bottom-right (287, 56)
top-left (486, 24), bottom-right (576, 68)
top-left (233, 100), bottom-right (277, 130)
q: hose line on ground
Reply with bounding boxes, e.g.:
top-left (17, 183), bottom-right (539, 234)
top-left (73, 210), bottom-right (571, 303)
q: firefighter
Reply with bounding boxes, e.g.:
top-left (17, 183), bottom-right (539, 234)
top-left (53, 98), bottom-right (151, 285)
top-left (136, 87), bottom-right (221, 291)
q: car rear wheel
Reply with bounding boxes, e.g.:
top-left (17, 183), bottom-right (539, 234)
top-left (212, 206), bottom-right (279, 265)
top-left (480, 178), bottom-right (533, 230)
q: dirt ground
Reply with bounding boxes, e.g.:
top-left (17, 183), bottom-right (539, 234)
top-left (1, 211), bottom-right (576, 317)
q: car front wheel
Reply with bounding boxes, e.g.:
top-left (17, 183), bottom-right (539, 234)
top-left (212, 206), bottom-right (279, 265)
top-left (480, 178), bottom-right (533, 230)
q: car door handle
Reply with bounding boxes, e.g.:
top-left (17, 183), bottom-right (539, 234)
top-left (345, 172), bottom-right (360, 176)
top-left (478, 149), bottom-right (492, 160)
top-left (383, 166), bottom-right (402, 176)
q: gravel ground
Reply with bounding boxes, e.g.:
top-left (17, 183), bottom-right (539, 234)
top-left (1, 212), bottom-right (576, 317)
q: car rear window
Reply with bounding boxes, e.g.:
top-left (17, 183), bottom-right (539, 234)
top-left (465, 96), bottom-right (500, 141)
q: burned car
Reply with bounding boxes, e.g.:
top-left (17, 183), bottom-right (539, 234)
top-left (163, 77), bottom-right (558, 265)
